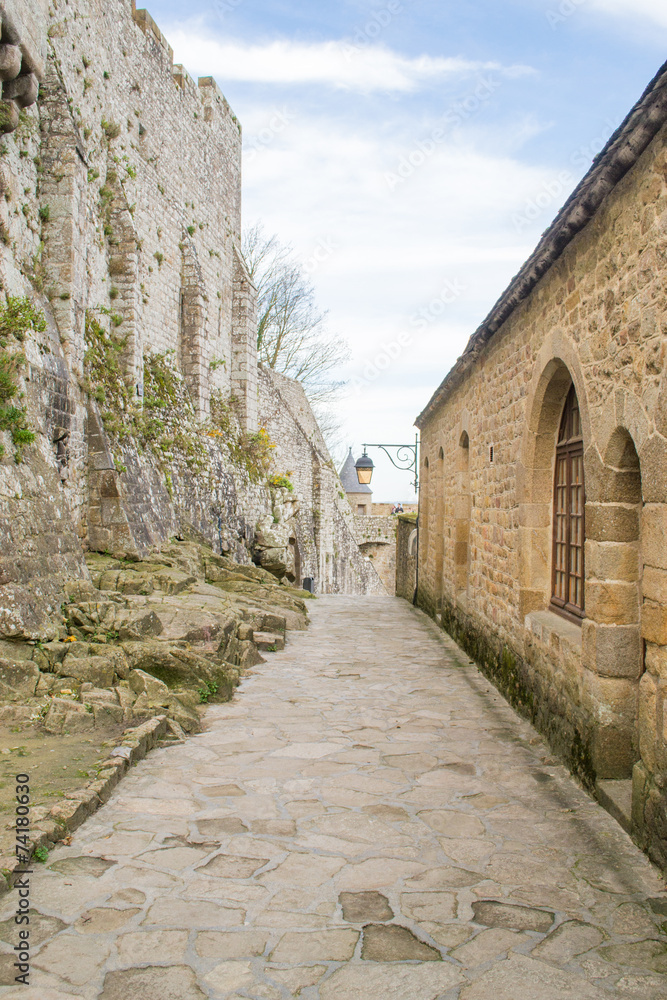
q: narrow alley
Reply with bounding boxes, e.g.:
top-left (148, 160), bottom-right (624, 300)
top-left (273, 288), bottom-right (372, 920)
top-left (2, 597), bottom-right (666, 1000)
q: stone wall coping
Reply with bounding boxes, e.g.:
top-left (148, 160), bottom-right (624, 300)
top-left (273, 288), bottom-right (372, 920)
top-left (525, 609), bottom-right (583, 653)
top-left (417, 57), bottom-right (667, 428)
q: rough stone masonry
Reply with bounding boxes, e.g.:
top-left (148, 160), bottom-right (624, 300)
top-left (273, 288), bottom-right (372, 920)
top-left (413, 61), bottom-right (667, 871)
top-left (0, 0), bottom-right (384, 649)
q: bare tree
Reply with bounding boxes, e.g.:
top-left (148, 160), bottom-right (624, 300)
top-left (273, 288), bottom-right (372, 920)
top-left (242, 223), bottom-right (350, 406)
top-left (311, 403), bottom-right (348, 466)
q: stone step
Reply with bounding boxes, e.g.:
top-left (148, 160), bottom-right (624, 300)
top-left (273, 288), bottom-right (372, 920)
top-left (596, 778), bottom-right (632, 834)
top-left (254, 632), bottom-right (285, 652)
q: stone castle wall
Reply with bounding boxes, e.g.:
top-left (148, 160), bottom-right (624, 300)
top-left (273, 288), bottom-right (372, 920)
top-left (396, 514), bottom-right (418, 602)
top-left (352, 515), bottom-right (397, 594)
top-left (0, 0), bottom-right (382, 638)
top-left (415, 112), bottom-right (667, 867)
top-left (260, 369), bottom-right (385, 595)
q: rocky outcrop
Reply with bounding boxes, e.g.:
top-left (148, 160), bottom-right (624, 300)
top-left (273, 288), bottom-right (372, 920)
top-left (0, 538), bottom-right (311, 735)
top-left (253, 486), bottom-right (300, 580)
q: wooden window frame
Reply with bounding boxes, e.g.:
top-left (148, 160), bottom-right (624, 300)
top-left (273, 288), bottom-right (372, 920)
top-left (550, 386), bottom-right (585, 624)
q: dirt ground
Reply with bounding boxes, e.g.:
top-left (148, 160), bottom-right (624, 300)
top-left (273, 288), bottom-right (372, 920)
top-left (0, 722), bottom-right (126, 862)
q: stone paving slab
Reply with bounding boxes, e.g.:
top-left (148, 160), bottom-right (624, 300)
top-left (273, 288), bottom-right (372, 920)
top-left (0, 596), bottom-right (666, 998)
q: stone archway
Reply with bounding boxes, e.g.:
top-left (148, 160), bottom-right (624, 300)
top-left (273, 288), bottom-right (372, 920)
top-left (582, 427), bottom-right (644, 780)
top-left (517, 353), bottom-right (589, 619)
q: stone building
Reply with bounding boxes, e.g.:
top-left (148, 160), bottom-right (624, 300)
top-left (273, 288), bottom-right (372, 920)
top-left (339, 448), bottom-right (403, 592)
top-left (413, 61), bottom-right (667, 868)
top-left (0, 0), bottom-right (383, 642)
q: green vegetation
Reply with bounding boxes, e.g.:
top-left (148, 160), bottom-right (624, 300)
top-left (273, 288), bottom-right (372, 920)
top-left (198, 681), bottom-right (219, 704)
top-left (269, 473), bottom-right (294, 492)
top-left (101, 119), bottom-right (121, 140)
top-left (84, 316), bottom-right (208, 476)
top-left (209, 395), bottom-right (276, 483)
top-left (84, 304), bottom-right (280, 490)
top-left (0, 297), bottom-right (45, 460)
top-left (33, 845), bottom-right (49, 863)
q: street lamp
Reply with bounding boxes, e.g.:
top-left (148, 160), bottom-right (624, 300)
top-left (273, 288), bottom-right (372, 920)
top-left (354, 450), bottom-right (375, 486)
top-left (355, 435), bottom-right (420, 493)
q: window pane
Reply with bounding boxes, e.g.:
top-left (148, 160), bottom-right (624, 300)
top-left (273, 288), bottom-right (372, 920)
top-left (552, 386), bottom-right (585, 616)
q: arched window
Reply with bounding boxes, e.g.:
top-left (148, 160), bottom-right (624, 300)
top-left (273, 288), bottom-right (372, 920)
top-left (551, 385), bottom-right (585, 621)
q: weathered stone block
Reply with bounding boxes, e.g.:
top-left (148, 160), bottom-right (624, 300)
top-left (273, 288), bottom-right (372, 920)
top-left (581, 621), bottom-right (642, 678)
top-left (645, 642), bottom-right (667, 679)
top-left (590, 724), bottom-right (638, 780)
top-left (519, 588), bottom-right (546, 619)
top-left (642, 505), bottom-right (667, 570)
top-left (640, 435), bottom-right (667, 503)
top-left (43, 697), bottom-right (95, 734)
top-left (642, 602), bottom-right (667, 645)
top-left (57, 654), bottom-right (115, 688)
top-left (582, 670), bottom-right (638, 718)
top-left (584, 580), bottom-right (639, 625)
top-left (643, 566), bottom-right (667, 604)
top-left (585, 449), bottom-right (642, 504)
top-left (118, 611), bottom-right (164, 642)
top-left (0, 658), bottom-right (39, 700)
top-left (585, 540), bottom-right (639, 582)
top-left (129, 669), bottom-right (170, 702)
top-left (254, 631), bottom-right (285, 651)
top-left (638, 672), bottom-right (658, 771)
top-left (585, 503), bottom-right (639, 542)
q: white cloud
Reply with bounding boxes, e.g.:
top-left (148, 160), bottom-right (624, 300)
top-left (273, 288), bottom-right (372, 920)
top-left (166, 27), bottom-right (533, 92)
top-left (589, 0), bottom-right (667, 29)
top-left (162, 20), bottom-right (559, 498)
top-left (236, 107), bottom-right (566, 484)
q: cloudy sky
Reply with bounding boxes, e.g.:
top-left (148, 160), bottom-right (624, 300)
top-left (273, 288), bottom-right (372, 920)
top-left (150, 0), bottom-right (667, 501)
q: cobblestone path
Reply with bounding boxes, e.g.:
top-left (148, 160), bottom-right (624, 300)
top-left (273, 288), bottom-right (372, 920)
top-left (1, 596), bottom-right (666, 999)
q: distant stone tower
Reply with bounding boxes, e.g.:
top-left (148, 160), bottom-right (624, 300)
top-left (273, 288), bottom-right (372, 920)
top-left (340, 448), bottom-right (373, 515)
